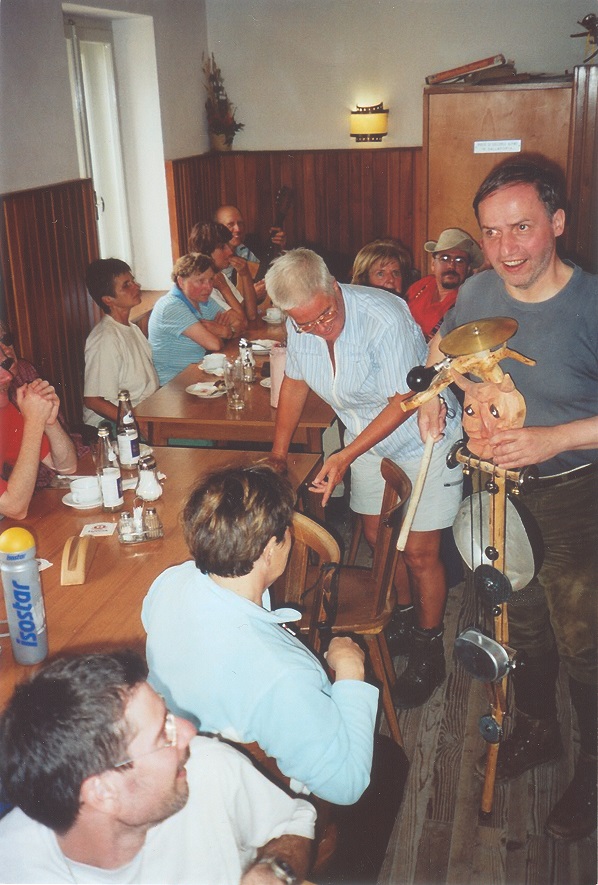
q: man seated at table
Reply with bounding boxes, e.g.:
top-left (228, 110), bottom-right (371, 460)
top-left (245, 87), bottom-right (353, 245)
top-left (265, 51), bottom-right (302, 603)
top-left (0, 650), bottom-right (315, 884)
top-left (83, 259), bottom-right (160, 427)
top-left (0, 352), bottom-right (77, 519)
top-left (188, 220), bottom-right (257, 322)
top-left (149, 253), bottom-right (238, 386)
top-left (214, 204), bottom-right (287, 302)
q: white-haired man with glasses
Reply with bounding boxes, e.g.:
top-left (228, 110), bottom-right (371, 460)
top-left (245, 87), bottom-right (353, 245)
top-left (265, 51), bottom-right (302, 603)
top-left (266, 248), bottom-right (463, 709)
top-left (0, 650), bottom-right (315, 884)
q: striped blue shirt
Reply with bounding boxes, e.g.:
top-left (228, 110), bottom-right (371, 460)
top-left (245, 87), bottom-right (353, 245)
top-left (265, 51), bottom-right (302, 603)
top-left (285, 284), bottom-right (460, 462)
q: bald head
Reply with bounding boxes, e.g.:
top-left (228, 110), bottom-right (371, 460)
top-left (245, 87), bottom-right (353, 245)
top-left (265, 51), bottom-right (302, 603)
top-left (214, 205), bottom-right (245, 248)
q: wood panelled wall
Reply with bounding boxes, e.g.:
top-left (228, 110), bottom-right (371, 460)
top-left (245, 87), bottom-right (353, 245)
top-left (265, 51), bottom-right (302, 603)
top-left (1, 179), bottom-right (100, 429)
top-left (166, 148), bottom-right (424, 280)
top-left (566, 64), bottom-right (598, 274)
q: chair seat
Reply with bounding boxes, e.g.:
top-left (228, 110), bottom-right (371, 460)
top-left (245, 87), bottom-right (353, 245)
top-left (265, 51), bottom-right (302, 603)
top-left (301, 564), bottom-right (395, 634)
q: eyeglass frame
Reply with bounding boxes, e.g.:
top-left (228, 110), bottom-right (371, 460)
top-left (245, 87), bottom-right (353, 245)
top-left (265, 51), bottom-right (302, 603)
top-left (112, 711), bottom-right (177, 769)
top-left (433, 252), bottom-right (470, 267)
top-left (287, 299), bottom-right (338, 334)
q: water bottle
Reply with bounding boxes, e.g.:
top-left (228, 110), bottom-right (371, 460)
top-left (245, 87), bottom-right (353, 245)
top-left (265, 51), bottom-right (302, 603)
top-left (97, 426), bottom-right (124, 512)
top-left (116, 390), bottom-right (140, 468)
top-left (238, 338), bottom-right (256, 383)
top-left (0, 527), bottom-right (48, 665)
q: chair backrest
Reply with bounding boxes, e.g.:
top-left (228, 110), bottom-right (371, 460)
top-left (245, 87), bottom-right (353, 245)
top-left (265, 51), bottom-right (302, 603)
top-left (369, 458), bottom-right (412, 618)
top-left (273, 511), bottom-right (341, 649)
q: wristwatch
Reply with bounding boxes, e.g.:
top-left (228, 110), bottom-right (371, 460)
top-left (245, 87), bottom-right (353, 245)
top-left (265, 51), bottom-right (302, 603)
top-left (255, 855), bottom-right (298, 884)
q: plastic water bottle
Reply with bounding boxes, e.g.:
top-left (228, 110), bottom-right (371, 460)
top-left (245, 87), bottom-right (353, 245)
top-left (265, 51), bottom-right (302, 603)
top-left (0, 527), bottom-right (48, 665)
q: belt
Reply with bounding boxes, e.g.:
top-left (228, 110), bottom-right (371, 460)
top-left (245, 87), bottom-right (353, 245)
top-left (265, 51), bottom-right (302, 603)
top-left (534, 462), bottom-right (597, 489)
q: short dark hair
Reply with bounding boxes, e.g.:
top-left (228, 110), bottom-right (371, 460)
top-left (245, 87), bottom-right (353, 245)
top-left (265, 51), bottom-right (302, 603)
top-left (473, 156), bottom-right (565, 221)
top-left (85, 258), bottom-right (132, 313)
top-left (171, 252), bottom-right (215, 283)
top-left (188, 221), bottom-right (233, 255)
top-left (183, 464), bottom-right (295, 577)
top-left (0, 650), bottom-right (147, 832)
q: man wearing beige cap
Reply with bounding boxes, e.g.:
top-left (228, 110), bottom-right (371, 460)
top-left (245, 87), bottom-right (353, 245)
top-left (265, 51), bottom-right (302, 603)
top-left (406, 228), bottom-right (484, 340)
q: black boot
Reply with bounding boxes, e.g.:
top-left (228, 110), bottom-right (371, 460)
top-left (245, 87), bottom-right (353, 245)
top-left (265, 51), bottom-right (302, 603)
top-left (391, 626), bottom-right (445, 709)
top-left (385, 604), bottom-right (415, 657)
top-left (476, 647), bottom-right (562, 780)
top-left (475, 708), bottom-right (563, 781)
top-left (544, 677), bottom-right (598, 841)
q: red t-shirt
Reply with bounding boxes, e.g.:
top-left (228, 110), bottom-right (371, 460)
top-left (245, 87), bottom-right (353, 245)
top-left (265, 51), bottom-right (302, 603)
top-left (406, 275), bottom-right (458, 341)
top-left (0, 402), bottom-right (51, 495)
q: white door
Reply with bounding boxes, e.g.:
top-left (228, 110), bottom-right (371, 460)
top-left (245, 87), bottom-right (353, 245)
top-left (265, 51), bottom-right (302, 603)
top-left (65, 17), bottom-right (132, 263)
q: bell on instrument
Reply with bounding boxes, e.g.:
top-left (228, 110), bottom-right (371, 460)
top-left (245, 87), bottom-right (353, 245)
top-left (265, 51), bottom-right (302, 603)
top-left (452, 491), bottom-right (543, 593)
top-left (454, 627), bottom-right (516, 682)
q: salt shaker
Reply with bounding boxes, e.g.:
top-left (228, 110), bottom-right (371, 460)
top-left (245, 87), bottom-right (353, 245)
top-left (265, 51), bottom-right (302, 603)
top-left (135, 454), bottom-right (162, 501)
top-left (238, 338), bottom-right (256, 383)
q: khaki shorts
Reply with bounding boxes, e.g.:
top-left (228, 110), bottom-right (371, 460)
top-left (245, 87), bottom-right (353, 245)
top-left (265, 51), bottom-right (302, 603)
top-left (349, 434), bottom-right (463, 531)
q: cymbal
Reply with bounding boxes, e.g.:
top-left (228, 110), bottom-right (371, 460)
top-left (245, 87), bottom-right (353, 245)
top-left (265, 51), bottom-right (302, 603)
top-left (440, 317), bottom-right (518, 356)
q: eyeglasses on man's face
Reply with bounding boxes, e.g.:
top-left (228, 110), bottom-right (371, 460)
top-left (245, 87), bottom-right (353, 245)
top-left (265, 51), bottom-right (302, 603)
top-left (433, 253), bottom-right (469, 267)
top-left (113, 711), bottom-right (177, 769)
top-left (288, 301), bottom-right (338, 335)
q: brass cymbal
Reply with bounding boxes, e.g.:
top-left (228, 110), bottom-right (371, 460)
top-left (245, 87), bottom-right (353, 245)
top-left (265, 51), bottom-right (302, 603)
top-left (440, 317), bottom-right (518, 356)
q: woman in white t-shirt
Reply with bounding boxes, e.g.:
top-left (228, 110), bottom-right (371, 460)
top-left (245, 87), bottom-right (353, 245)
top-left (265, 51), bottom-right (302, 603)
top-left (83, 258), bottom-right (160, 427)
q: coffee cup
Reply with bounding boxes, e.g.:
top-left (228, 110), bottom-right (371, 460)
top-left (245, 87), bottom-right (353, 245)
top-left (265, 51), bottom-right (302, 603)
top-left (70, 476), bottom-right (101, 505)
top-left (265, 307), bottom-right (283, 323)
top-left (202, 353), bottom-right (227, 372)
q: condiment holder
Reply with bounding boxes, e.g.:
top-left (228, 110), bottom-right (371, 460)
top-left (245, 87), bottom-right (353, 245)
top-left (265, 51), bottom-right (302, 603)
top-left (117, 499), bottom-right (164, 544)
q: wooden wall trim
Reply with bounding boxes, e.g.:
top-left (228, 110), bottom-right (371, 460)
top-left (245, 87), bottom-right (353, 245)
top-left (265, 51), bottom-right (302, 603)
top-left (165, 147), bottom-right (424, 281)
top-left (566, 64), bottom-right (598, 274)
top-left (1, 178), bottom-right (100, 429)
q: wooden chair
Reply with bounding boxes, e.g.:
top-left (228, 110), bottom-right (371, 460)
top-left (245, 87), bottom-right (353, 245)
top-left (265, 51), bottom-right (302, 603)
top-left (279, 459), bottom-right (412, 747)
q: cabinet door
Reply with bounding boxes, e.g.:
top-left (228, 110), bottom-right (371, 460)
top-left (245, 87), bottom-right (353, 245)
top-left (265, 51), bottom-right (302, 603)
top-left (424, 84), bottom-right (572, 251)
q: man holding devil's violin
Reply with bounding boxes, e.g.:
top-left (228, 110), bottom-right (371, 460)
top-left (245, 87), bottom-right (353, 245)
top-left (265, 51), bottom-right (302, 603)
top-left (419, 156), bottom-right (598, 842)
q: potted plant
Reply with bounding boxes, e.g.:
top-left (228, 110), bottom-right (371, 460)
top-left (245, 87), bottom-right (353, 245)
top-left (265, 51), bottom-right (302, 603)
top-left (202, 53), bottom-right (244, 151)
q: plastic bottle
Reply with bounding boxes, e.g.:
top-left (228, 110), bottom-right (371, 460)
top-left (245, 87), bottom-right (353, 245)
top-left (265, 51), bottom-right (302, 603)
top-left (116, 390), bottom-right (141, 468)
top-left (97, 426), bottom-right (124, 512)
top-left (0, 527), bottom-right (48, 665)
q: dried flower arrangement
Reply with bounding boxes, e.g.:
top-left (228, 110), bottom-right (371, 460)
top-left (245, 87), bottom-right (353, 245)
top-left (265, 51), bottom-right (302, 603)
top-left (202, 53), bottom-right (244, 147)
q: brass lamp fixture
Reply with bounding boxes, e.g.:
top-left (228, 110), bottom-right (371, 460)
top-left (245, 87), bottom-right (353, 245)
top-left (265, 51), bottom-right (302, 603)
top-left (350, 102), bottom-right (389, 142)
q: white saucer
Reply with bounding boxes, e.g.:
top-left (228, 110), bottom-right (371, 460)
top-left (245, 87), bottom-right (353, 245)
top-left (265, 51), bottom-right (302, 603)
top-left (263, 316), bottom-right (284, 325)
top-left (185, 382), bottom-right (226, 399)
top-left (259, 378), bottom-right (272, 389)
top-left (62, 493), bottom-right (102, 510)
top-left (251, 339), bottom-right (277, 351)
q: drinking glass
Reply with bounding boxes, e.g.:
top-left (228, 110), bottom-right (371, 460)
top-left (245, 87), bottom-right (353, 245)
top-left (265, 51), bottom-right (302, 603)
top-left (223, 359), bottom-right (245, 410)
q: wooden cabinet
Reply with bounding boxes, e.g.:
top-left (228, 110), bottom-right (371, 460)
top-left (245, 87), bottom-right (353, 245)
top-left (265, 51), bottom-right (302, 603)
top-left (423, 78), bottom-right (572, 249)
top-left (422, 68), bottom-right (597, 274)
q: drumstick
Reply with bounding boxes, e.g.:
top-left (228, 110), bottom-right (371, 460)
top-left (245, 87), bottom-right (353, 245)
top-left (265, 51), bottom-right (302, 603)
top-left (397, 434), bottom-right (435, 551)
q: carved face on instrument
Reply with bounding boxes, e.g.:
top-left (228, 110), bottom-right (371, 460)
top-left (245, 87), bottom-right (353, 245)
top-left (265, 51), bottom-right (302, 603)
top-left (451, 371), bottom-right (526, 461)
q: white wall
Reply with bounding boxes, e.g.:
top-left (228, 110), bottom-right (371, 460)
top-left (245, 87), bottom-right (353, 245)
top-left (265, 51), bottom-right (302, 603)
top-left (206, 0), bottom-right (594, 150)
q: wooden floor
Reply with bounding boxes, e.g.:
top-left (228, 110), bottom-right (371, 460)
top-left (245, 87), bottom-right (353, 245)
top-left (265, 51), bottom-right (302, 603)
top-left (324, 500), bottom-right (597, 885)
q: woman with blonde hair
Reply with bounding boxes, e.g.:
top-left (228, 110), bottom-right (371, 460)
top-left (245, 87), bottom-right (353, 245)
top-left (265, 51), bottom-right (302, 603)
top-left (351, 238), bottom-right (413, 299)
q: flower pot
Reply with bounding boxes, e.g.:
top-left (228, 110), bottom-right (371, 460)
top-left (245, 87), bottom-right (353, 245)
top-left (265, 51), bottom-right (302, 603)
top-left (210, 133), bottom-right (233, 152)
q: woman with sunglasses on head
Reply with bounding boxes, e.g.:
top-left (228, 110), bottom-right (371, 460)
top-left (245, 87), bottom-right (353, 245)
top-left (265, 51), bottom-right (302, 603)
top-left (351, 238), bottom-right (413, 300)
top-left (266, 249), bottom-right (463, 708)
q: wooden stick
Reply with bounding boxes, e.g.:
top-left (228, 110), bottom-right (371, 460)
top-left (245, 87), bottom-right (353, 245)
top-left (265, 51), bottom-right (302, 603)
top-left (396, 434), bottom-right (435, 551)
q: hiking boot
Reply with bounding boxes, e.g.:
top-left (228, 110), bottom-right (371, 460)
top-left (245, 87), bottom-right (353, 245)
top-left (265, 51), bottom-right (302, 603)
top-left (475, 709), bottom-right (563, 781)
top-left (385, 605), bottom-right (415, 657)
top-left (544, 752), bottom-right (597, 841)
top-left (391, 627), bottom-right (445, 709)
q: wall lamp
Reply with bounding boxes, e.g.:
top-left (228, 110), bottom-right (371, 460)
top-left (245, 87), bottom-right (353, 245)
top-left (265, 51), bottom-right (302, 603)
top-left (350, 102), bottom-right (389, 142)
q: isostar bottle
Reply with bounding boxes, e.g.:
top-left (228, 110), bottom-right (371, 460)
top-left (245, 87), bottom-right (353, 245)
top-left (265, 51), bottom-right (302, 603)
top-left (0, 527), bottom-right (48, 665)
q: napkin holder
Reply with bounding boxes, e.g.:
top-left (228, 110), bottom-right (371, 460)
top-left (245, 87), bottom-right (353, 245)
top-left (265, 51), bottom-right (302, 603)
top-left (61, 535), bottom-right (97, 586)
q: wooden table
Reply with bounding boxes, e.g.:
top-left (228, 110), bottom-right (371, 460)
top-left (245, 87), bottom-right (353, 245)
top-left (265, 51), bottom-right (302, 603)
top-left (0, 448), bottom-right (321, 708)
top-left (135, 321), bottom-right (335, 452)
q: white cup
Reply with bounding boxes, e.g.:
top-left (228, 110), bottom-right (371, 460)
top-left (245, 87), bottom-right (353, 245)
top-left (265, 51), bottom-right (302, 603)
top-left (70, 476), bottom-right (101, 504)
top-left (202, 353), bottom-right (227, 372)
top-left (265, 307), bottom-right (283, 323)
